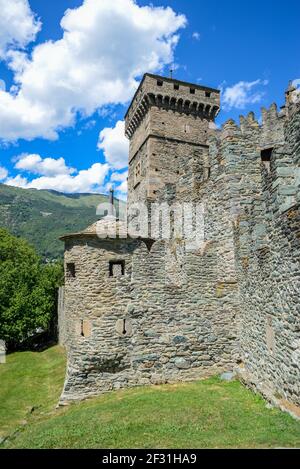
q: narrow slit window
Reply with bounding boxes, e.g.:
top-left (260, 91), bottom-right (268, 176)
top-left (109, 260), bottom-right (125, 277)
top-left (80, 320), bottom-right (84, 337)
top-left (205, 91), bottom-right (211, 98)
top-left (190, 88), bottom-right (196, 95)
top-left (157, 80), bottom-right (163, 87)
top-left (67, 263), bottom-right (76, 278)
top-left (174, 84), bottom-right (179, 90)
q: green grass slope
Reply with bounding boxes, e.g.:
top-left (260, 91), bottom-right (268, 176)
top-left (0, 184), bottom-right (126, 259)
top-left (0, 346), bottom-right (65, 440)
top-left (1, 347), bottom-right (300, 449)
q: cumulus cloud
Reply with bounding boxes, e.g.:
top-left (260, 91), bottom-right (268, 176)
top-left (117, 180), bottom-right (128, 194)
top-left (111, 171), bottom-right (128, 183)
top-left (4, 174), bottom-right (28, 188)
top-left (0, 0), bottom-right (186, 142)
top-left (221, 79), bottom-right (269, 110)
top-left (0, 166), bottom-right (8, 181)
top-left (110, 170), bottom-right (128, 194)
top-left (192, 32), bottom-right (201, 41)
top-left (6, 162), bottom-right (109, 193)
top-left (0, 0), bottom-right (41, 59)
top-left (2, 154), bottom-right (109, 193)
top-left (2, 154), bottom-right (127, 195)
top-left (98, 121), bottom-right (129, 170)
top-left (14, 153), bottom-right (75, 176)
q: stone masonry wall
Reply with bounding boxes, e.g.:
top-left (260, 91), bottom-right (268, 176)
top-left (61, 233), bottom-right (239, 402)
top-left (229, 100), bottom-right (300, 409)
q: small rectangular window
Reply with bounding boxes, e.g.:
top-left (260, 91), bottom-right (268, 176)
top-left (80, 319), bottom-right (91, 338)
top-left (134, 161), bottom-right (141, 188)
top-left (205, 91), bottom-right (211, 98)
top-left (174, 84), bottom-right (179, 90)
top-left (67, 263), bottom-right (75, 278)
top-left (109, 260), bottom-right (125, 277)
top-left (157, 80), bottom-right (163, 87)
top-left (266, 316), bottom-right (276, 355)
top-left (261, 148), bottom-right (273, 162)
top-left (261, 148), bottom-right (273, 173)
top-left (190, 88), bottom-right (196, 94)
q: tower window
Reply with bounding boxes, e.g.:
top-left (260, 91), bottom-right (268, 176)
top-left (266, 316), bottom-right (276, 355)
top-left (115, 318), bottom-right (133, 337)
top-left (205, 91), bottom-right (211, 98)
top-left (109, 260), bottom-right (125, 277)
top-left (261, 148), bottom-right (273, 162)
top-left (157, 80), bottom-right (163, 87)
top-left (66, 263), bottom-right (75, 278)
top-left (174, 84), bottom-right (179, 90)
top-left (190, 88), bottom-right (196, 95)
top-left (134, 161), bottom-right (141, 187)
top-left (80, 320), bottom-right (92, 338)
top-left (261, 148), bottom-right (273, 172)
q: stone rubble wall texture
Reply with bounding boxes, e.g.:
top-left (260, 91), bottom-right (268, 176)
top-left (57, 286), bottom-right (66, 347)
top-left (60, 74), bottom-right (300, 409)
top-left (232, 97), bottom-right (300, 409)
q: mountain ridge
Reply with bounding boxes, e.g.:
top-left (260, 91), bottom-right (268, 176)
top-left (0, 183), bottom-right (125, 260)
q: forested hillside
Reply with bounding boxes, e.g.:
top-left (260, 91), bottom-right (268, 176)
top-left (0, 184), bottom-right (125, 259)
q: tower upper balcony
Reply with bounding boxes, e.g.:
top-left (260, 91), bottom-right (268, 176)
top-left (125, 73), bottom-right (220, 139)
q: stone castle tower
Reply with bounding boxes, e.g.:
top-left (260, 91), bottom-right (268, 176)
top-left (125, 73), bottom-right (220, 204)
top-left (59, 75), bottom-right (300, 416)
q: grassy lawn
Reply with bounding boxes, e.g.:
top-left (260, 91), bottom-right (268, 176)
top-left (0, 346), bottom-right (66, 440)
top-left (1, 347), bottom-right (300, 448)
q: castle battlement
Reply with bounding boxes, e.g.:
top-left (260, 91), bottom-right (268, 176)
top-left (125, 74), bottom-right (220, 139)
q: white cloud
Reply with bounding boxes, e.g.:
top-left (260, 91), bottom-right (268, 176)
top-left (0, 166), bottom-right (8, 181)
top-left (5, 162), bottom-right (109, 193)
top-left (192, 32), bottom-right (201, 41)
top-left (14, 153), bottom-right (75, 176)
top-left (98, 121), bottom-right (129, 170)
top-left (0, 79), bottom-right (5, 91)
top-left (110, 170), bottom-right (128, 194)
top-left (0, 0), bottom-right (41, 59)
top-left (111, 171), bottom-right (128, 183)
top-left (117, 179), bottom-right (128, 194)
top-left (2, 153), bottom-right (127, 195)
top-left (5, 174), bottom-right (28, 188)
top-left (2, 153), bottom-right (109, 193)
top-left (0, 0), bottom-right (186, 142)
top-left (221, 79), bottom-right (269, 110)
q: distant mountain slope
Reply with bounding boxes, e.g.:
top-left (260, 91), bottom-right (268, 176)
top-left (0, 184), bottom-right (125, 260)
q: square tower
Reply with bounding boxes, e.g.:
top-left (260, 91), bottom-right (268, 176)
top-left (125, 74), bottom-right (220, 204)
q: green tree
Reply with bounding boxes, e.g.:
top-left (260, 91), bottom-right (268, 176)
top-left (0, 228), bottom-right (63, 349)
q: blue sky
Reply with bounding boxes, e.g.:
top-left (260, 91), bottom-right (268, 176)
top-left (0, 0), bottom-right (299, 197)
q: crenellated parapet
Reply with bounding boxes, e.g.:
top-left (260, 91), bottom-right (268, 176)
top-left (218, 104), bottom-right (286, 153)
top-left (125, 73), bottom-right (220, 139)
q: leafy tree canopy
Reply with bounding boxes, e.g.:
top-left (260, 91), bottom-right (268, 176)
top-left (0, 228), bottom-right (63, 349)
